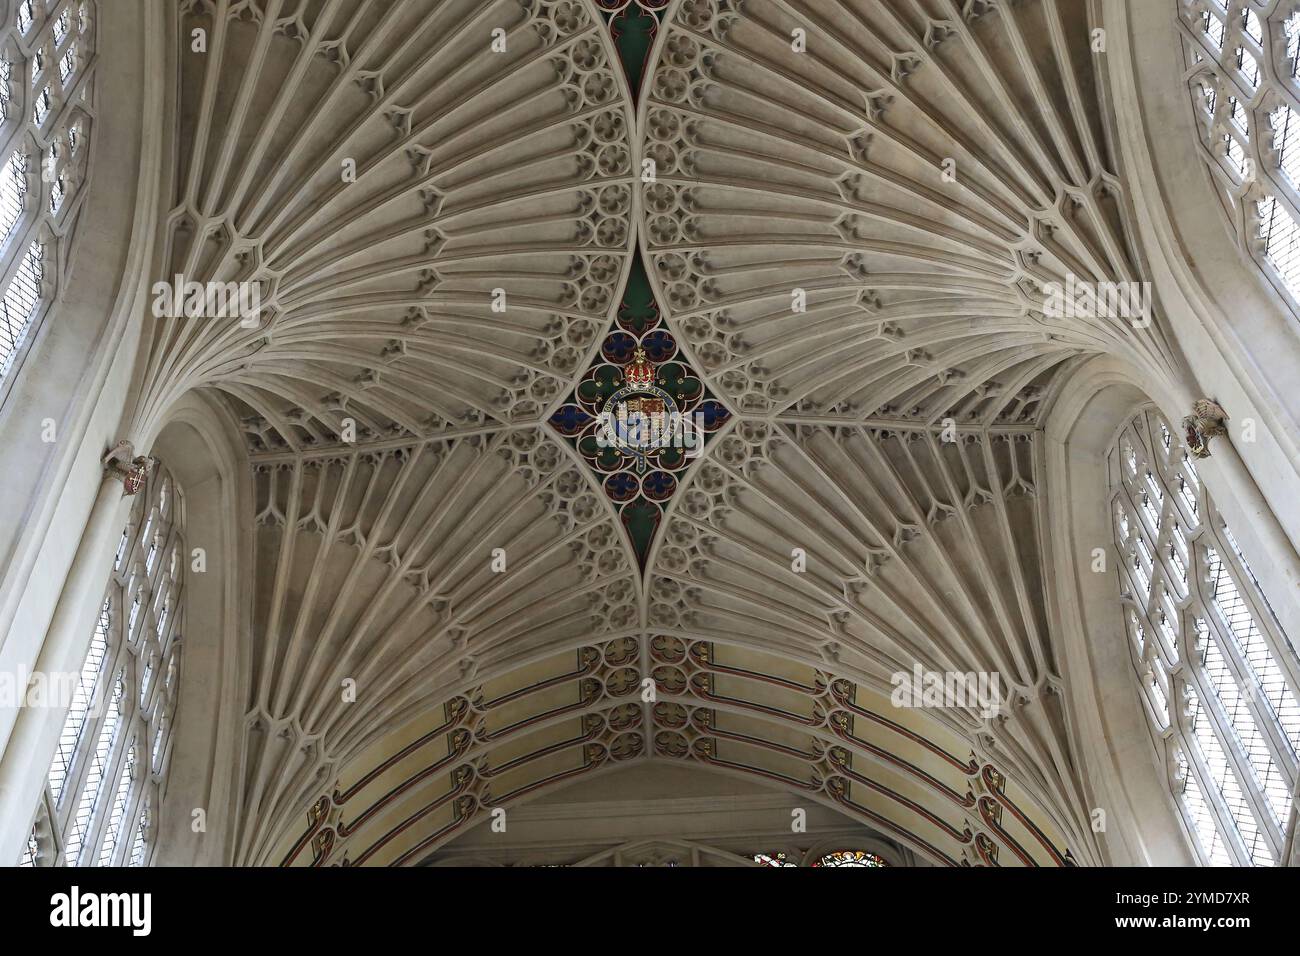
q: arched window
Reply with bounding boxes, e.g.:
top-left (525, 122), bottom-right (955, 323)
top-left (18, 463), bottom-right (184, 866)
top-left (1110, 408), bottom-right (1300, 865)
top-left (1179, 0), bottom-right (1300, 310)
top-left (0, 0), bottom-right (95, 388)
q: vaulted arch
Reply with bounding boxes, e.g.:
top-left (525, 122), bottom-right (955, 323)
top-left (133, 0), bottom-right (1153, 868)
top-left (9, 0), bottom-right (1300, 872)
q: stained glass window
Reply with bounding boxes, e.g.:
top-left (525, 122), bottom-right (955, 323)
top-left (18, 462), bottom-right (184, 866)
top-left (1110, 409), bottom-right (1300, 866)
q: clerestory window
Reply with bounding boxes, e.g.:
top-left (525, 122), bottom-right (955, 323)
top-left (0, 0), bottom-right (95, 388)
top-left (1110, 408), bottom-right (1300, 865)
top-left (19, 463), bottom-right (184, 867)
top-left (1180, 1), bottom-right (1300, 312)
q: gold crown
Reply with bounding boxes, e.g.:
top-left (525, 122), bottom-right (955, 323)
top-left (623, 347), bottom-right (655, 388)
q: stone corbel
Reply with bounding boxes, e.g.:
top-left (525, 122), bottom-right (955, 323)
top-left (102, 440), bottom-right (153, 495)
top-left (1181, 399), bottom-right (1229, 459)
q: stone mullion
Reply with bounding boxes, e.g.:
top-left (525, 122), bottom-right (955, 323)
top-left (1173, 668), bottom-right (1257, 865)
top-left (1195, 523), bottom-right (1300, 799)
top-left (1181, 548), bottom-right (1287, 858)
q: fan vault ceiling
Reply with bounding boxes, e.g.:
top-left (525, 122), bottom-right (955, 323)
top-left (131, 0), bottom-right (1182, 865)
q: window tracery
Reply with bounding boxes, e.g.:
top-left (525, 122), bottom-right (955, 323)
top-left (1180, 0), bottom-right (1300, 309)
top-left (0, 0), bottom-right (95, 385)
top-left (19, 463), bottom-right (183, 866)
top-left (1110, 408), bottom-right (1300, 865)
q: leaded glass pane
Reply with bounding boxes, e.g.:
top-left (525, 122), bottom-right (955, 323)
top-left (1180, 1), bottom-right (1300, 309)
top-left (1110, 409), bottom-right (1299, 865)
top-left (24, 460), bottom-right (184, 867)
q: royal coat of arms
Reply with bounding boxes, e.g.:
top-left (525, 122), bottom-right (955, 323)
top-left (548, 257), bottom-right (729, 565)
top-left (597, 348), bottom-right (682, 473)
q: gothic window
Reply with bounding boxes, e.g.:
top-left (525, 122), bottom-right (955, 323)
top-left (19, 463), bottom-right (184, 866)
top-left (1110, 408), bottom-right (1300, 865)
top-left (1180, 1), bottom-right (1300, 309)
top-left (0, 0), bottom-right (95, 385)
